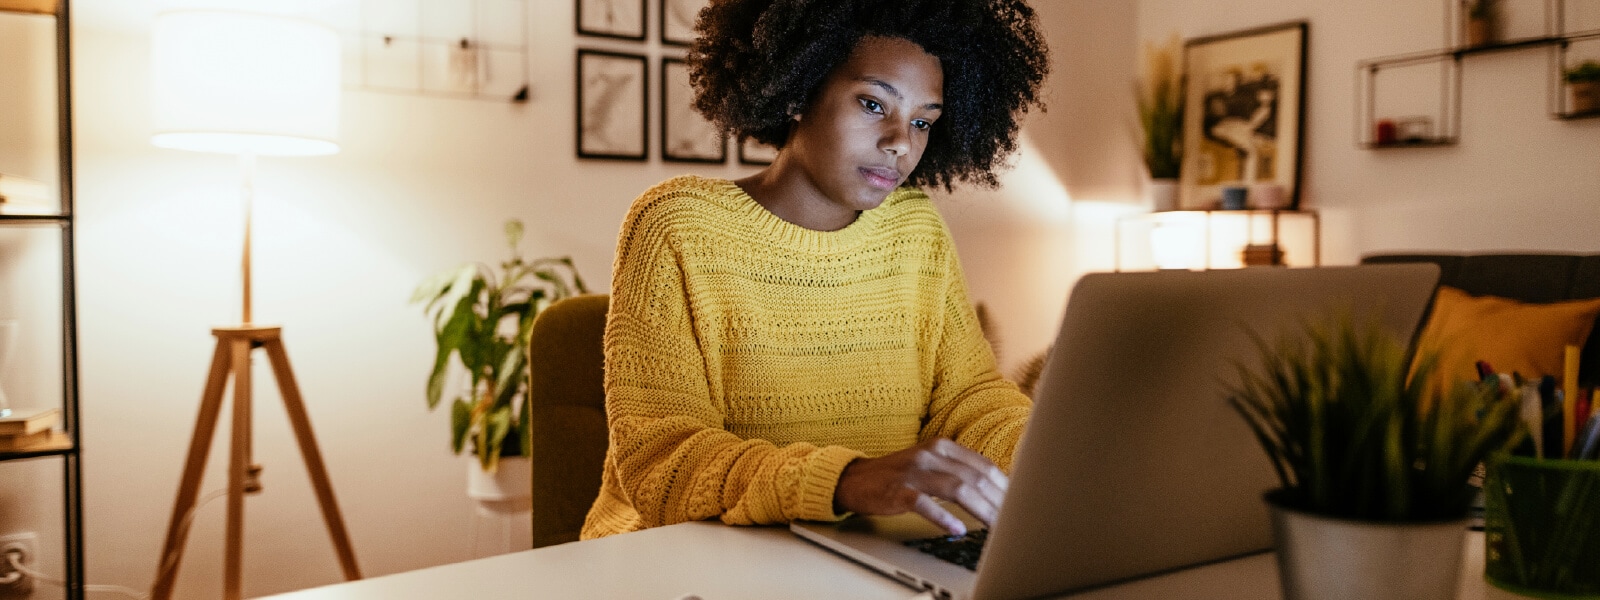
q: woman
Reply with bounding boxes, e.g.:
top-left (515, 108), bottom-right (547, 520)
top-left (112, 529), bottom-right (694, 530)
top-left (582, 0), bottom-right (1050, 539)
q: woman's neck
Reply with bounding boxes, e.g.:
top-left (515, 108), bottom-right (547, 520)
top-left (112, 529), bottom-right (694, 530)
top-left (735, 159), bottom-right (859, 232)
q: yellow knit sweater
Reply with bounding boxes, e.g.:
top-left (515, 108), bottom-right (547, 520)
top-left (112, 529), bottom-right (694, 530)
top-left (580, 175), bottom-right (1032, 539)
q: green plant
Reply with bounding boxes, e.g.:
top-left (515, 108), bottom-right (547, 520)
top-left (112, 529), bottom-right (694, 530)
top-left (412, 220), bottom-right (587, 472)
top-left (1136, 34), bottom-right (1185, 180)
top-left (1227, 314), bottom-right (1525, 522)
top-left (1565, 61), bottom-right (1600, 84)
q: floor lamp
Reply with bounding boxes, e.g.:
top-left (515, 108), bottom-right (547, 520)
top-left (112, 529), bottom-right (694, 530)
top-left (147, 10), bottom-right (360, 600)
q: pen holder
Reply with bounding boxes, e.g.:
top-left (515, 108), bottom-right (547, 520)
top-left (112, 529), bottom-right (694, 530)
top-left (1484, 456), bottom-right (1600, 599)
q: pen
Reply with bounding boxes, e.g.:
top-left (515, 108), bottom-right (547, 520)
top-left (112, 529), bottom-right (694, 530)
top-left (1575, 412), bottom-right (1600, 460)
top-left (1564, 345), bottom-right (1580, 457)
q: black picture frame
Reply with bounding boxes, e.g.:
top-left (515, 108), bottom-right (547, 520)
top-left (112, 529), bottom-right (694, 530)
top-left (660, 57), bottom-right (726, 163)
top-left (577, 0), bottom-right (647, 41)
top-left (1179, 21), bottom-right (1309, 210)
top-left (576, 49), bottom-right (648, 161)
top-left (660, 0), bottom-right (707, 46)
top-left (737, 137), bottom-right (779, 166)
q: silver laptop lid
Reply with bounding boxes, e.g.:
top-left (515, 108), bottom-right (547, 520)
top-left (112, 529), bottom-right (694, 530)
top-left (972, 264), bottom-right (1440, 600)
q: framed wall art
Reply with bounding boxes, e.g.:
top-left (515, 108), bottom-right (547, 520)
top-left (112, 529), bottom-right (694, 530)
top-left (577, 0), bottom-right (646, 41)
top-left (1179, 21), bottom-right (1308, 210)
top-left (660, 58), bottom-right (726, 163)
top-left (576, 49), bottom-right (648, 160)
top-left (660, 0), bottom-right (707, 46)
top-left (737, 137), bottom-right (779, 165)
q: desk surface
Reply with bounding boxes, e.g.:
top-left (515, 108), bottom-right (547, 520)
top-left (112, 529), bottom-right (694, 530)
top-left (261, 522), bottom-right (1490, 600)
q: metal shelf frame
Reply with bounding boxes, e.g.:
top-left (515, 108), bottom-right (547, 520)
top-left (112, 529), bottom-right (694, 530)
top-left (0, 0), bottom-right (84, 598)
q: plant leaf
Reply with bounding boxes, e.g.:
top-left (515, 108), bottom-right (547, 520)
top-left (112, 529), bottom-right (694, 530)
top-left (450, 396), bottom-right (472, 454)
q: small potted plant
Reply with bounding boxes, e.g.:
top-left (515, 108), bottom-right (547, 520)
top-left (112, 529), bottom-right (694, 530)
top-left (1566, 60), bottom-right (1600, 115)
top-left (1228, 314), bottom-right (1524, 600)
top-left (413, 220), bottom-right (586, 510)
top-left (1136, 34), bottom-right (1184, 211)
top-left (1465, 0), bottom-right (1497, 46)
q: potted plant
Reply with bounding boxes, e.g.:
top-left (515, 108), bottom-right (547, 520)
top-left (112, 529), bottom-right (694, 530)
top-left (1566, 60), bottom-right (1600, 115)
top-left (412, 220), bottom-right (587, 510)
top-left (1228, 315), bottom-right (1525, 600)
top-left (1137, 34), bottom-right (1184, 211)
top-left (1465, 0), bottom-right (1497, 46)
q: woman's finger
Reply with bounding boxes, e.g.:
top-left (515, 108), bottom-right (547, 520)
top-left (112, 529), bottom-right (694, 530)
top-left (912, 492), bottom-right (966, 536)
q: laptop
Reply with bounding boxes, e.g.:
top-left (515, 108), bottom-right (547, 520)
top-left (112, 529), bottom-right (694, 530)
top-left (792, 264), bottom-right (1441, 600)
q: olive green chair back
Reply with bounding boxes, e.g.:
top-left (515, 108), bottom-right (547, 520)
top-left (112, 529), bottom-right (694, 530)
top-left (527, 294), bottom-right (610, 548)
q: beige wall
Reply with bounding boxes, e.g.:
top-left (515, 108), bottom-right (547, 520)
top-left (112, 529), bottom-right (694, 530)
top-left (0, 0), bottom-right (1592, 598)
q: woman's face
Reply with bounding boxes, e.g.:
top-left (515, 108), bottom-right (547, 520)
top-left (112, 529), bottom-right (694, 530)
top-left (783, 35), bottom-right (944, 213)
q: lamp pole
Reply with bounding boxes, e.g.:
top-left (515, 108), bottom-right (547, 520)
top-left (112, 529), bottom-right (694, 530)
top-left (240, 153), bottom-right (255, 325)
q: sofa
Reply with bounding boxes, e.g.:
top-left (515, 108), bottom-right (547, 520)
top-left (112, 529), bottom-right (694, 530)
top-left (1360, 252), bottom-right (1600, 384)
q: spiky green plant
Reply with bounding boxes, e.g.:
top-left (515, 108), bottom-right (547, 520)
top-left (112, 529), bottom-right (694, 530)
top-left (412, 220), bottom-right (587, 472)
top-left (1136, 34), bottom-right (1185, 180)
top-left (1228, 314), bottom-right (1525, 521)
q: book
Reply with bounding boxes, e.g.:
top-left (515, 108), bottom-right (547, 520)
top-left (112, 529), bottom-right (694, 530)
top-left (0, 408), bottom-right (60, 436)
top-left (0, 430), bottom-right (63, 452)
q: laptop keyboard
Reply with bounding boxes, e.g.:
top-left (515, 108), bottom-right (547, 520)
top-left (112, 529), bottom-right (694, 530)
top-left (903, 528), bottom-right (989, 571)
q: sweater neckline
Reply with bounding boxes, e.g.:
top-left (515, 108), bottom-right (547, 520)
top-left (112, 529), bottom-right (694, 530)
top-left (713, 178), bottom-right (887, 252)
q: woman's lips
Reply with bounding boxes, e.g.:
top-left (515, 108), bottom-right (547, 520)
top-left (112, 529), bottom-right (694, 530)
top-left (860, 167), bottom-right (900, 190)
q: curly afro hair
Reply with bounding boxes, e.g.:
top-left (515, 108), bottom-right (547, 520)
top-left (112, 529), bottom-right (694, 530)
top-left (688, 0), bottom-right (1050, 191)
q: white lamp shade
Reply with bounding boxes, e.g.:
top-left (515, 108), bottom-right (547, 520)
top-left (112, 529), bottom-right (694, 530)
top-left (150, 10), bottom-right (341, 156)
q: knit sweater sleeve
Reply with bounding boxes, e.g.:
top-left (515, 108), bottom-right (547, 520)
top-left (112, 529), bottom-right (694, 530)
top-left (598, 196), bottom-right (864, 532)
top-left (919, 243), bottom-right (1033, 472)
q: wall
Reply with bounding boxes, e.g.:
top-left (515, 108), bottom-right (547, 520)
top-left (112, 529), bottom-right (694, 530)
top-left (1135, 0), bottom-right (1600, 263)
top-left (0, 1), bottom-right (1128, 599)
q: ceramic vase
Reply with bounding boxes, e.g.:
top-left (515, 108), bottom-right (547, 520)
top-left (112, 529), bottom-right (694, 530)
top-left (1467, 17), bottom-right (1494, 46)
top-left (1268, 493), bottom-right (1468, 600)
top-left (1571, 81), bottom-right (1600, 115)
top-left (1148, 178), bottom-right (1179, 212)
top-left (467, 455), bottom-right (532, 515)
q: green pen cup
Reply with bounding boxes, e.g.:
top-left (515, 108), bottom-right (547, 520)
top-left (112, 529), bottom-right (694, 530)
top-left (1484, 455), bottom-right (1600, 599)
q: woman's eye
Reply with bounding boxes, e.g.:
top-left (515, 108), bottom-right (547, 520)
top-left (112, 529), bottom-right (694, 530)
top-left (859, 98), bottom-right (883, 113)
top-left (912, 119), bottom-right (932, 131)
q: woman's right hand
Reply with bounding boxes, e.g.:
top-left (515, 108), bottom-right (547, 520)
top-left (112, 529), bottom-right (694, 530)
top-left (832, 438), bottom-right (1008, 536)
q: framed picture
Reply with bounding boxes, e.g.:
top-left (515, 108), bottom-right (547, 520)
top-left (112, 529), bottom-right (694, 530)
top-left (576, 49), bottom-right (648, 160)
top-left (737, 137), bottom-right (779, 166)
top-left (1179, 21), bottom-right (1308, 210)
top-left (660, 0), bottom-right (707, 46)
top-left (661, 58), bottom-right (726, 163)
top-left (577, 0), bottom-right (646, 41)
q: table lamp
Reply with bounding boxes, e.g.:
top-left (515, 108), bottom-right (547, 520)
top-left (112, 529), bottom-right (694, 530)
top-left (147, 9), bottom-right (361, 600)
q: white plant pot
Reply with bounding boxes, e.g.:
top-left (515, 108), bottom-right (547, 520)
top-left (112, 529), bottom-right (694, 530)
top-left (467, 456), bottom-right (531, 515)
top-left (1148, 178), bottom-right (1180, 212)
top-left (1269, 494), bottom-right (1468, 600)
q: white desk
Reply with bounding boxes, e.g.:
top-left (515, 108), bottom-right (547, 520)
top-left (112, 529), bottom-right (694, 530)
top-left (261, 522), bottom-right (1491, 600)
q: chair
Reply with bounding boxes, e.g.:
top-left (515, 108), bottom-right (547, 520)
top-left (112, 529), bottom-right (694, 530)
top-left (526, 294), bottom-right (610, 548)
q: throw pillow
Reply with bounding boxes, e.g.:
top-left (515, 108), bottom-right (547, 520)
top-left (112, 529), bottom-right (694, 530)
top-left (1414, 286), bottom-right (1600, 393)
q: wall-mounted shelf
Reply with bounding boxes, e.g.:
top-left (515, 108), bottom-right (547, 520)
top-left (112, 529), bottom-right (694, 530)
top-left (1356, 0), bottom-right (1600, 148)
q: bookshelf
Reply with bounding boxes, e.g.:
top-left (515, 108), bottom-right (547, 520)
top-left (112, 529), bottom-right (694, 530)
top-left (0, 0), bottom-right (83, 598)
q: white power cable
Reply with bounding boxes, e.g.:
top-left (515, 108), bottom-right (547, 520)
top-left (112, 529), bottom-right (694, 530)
top-left (0, 487), bottom-right (229, 600)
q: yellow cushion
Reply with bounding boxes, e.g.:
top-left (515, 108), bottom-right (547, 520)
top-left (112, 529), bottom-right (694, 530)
top-left (1415, 286), bottom-right (1600, 392)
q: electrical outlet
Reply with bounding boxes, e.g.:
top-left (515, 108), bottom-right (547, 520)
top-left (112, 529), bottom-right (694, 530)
top-left (0, 532), bottom-right (37, 595)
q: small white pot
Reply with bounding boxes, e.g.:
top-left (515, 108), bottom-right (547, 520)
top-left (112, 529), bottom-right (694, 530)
top-left (1148, 178), bottom-right (1180, 212)
top-left (467, 456), bottom-right (531, 514)
top-left (1269, 494), bottom-right (1468, 600)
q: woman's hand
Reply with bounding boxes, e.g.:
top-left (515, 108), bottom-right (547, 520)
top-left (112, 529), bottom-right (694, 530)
top-left (832, 438), bottom-right (1008, 535)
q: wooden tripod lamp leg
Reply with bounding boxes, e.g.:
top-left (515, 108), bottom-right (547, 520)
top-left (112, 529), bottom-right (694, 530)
top-left (223, 336), bottom-right (254, 600)
top-left (262, 337), bottom-right (363, 580)
top-left (151, 339), bottom-right (234, 600)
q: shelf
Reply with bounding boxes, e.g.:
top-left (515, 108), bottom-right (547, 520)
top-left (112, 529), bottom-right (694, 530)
top-left (0, 0), bottom-right (55, 15)
top-left (0, 213), bottom-right (69, 225)
top-left (0, 431), bottom-right (74, 461)
top-left (1452, 36), bottom-right (1564, 58)
top-left (1364, 138), bottom-right (1459, 149)
top-left (1556, 109), bottom-right (1600, 120)
top-left (1151, 208), bottom-right (1316, 215)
